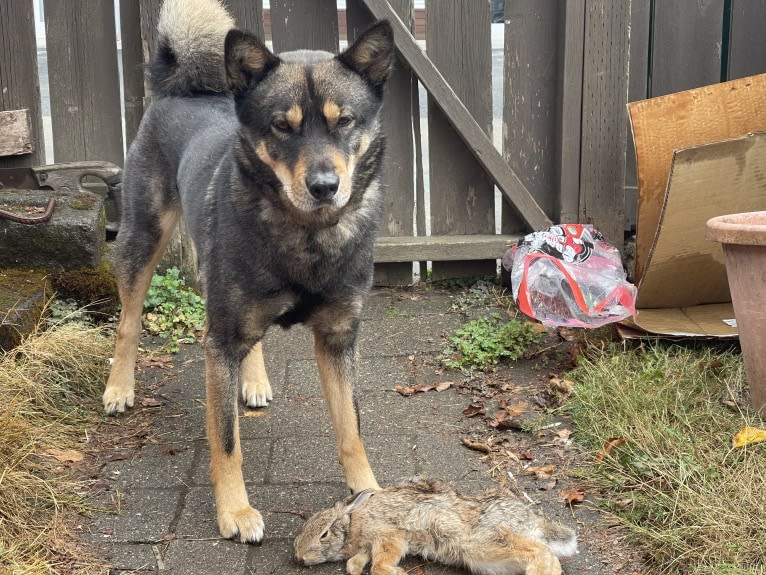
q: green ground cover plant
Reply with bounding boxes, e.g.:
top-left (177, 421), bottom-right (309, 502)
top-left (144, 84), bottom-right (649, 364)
top-left (143, 267), bottom-right (205, 352)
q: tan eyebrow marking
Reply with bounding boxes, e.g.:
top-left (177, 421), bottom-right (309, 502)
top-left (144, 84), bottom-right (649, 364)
top-left (322, 101), bottom-right (341, 128)
top-left (285, 104), bottom-right (303, 131)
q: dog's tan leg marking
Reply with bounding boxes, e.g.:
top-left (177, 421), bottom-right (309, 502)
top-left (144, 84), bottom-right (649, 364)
top-left (104, 210), bottom-right (180, 414)
top-left (370, 536), bottom-right (408, 575)
top-left (206, 345), bottom-right (265, 543)
top-left (240, 341), bottom-right (272, 407)
top-left (314, 334), bottom-right (379, 493)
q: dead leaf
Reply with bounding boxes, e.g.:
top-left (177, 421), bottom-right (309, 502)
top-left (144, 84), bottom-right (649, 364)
top-left (462, 403), bottom-right (486, 418)
top-left (595, 437), bottom-right (626, 462)
top-left (44, 448), bottom-right (84, 463)
top-left (519, 449), bottom-right (534, 460)
top-left (732, 427), bottom-right (766, 448)
top-left (555, 429), bottom-right (573, 441)
top-left (525, 464), bottom-right (554, 480)
top-left (413, 383), bottom-right (435, 393)
top-left (504, 401), bottom-right (528, 417)
top-left (549, 377), bottom-right (574, 396)
top-left (488, 410), bottom-right (523, 431)
top-left (434, 381), bottom-right (453, 392)
top-left (243, 410), bottom-right (267, 417)
top-left (560, 487), bottom-right (586, 506)
top-left (141, 397), bottom-right (163, 407)
top-left (393, 385), bottom-right (417, 397)
top-left (461, 438), bottom-right (491, 454)
top-left (614, 497), bottom-right (633, 511)
top-left (559, 327), bottom-right (583, 342)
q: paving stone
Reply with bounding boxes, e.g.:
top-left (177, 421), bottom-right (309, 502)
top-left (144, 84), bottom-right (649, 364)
top-left (412, 430), bottom-right (497, 493)
top-left (88, 489), bottom-right (182, 544)
top-left (190, 439), bottom-right (271, 485)
top-left (175, 483), bottom-right (350, 541)
top-left (358, 314), bottom-right (463, 356)
top-left (91, 542), bottom-right (156, 571)
top-left (101, 444), bottom-right (196, 489)
top-left (364, 289), bottom-right (456, 318)
top-left (162, 538), bottom-right (250, 574)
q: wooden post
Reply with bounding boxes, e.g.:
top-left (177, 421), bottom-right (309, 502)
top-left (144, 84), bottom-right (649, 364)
top-left (44, 0), bottom-right (124, 167)
top-left (578, 0), bottom-right (630, 246)
top-left (270, 0), bottom-right (338, 53)
top-left (0, 1), bottom-right (45, 167)
top-left (348, 0), bottom-right (417, 286)
top-left (426, 0), bottom-right (496, 280)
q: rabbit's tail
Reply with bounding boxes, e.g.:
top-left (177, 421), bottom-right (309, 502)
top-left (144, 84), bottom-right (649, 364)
top-left (539, 521), bottom-right (578, 557)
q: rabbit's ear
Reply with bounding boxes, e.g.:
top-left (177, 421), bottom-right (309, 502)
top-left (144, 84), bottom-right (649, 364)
top-left (344, 489), bottom-right (375, 513)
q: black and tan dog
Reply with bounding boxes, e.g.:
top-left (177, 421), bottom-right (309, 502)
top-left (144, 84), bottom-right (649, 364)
top-left (103, 0), bottom-right (394, 543)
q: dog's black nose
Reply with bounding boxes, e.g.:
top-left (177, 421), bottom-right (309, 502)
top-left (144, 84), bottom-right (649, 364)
top-left (306, 172), bottom-right (339, 201)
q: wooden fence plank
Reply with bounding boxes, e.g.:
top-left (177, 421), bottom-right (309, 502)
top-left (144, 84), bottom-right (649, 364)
top-left (361, 0), bottom-right (551, 233)
top-left (120, 0), bottom-right (144, 148)
top-left (44, 0), bottom-right (124, 166)
top-left (556, 0), bottom-right (585, 225)
top-left (728, 2), bottom-right (766, 80)
top-left (651, 1), bottom-right (724, 96)
top-left (374, 234), bottom-right (520, 263)
top-left (427, 0), bottom-right (496, 280)
top-left (0, 2), bottom-right (45, 167)
top-left (578, 0), bottom-right (630, 245)
top-left (270, 0), bottom-right (338, 53)
top-left (226, 0), bottom-right (264, 39)
top-left (348, 0), bottom-right (416, 285)
top-left (503, 0), bottom-right (558, 232)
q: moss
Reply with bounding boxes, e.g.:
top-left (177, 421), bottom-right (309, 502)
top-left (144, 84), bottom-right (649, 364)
top-left (67, 192), bottom-right (98, 210)
top-left (50, 261), bottom-right (118, 317)
top-left (0, 269), bottom-right (51, 351)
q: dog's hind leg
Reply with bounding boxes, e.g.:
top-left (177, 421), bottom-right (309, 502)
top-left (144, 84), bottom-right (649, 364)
top-left (240, 341), bottom-right (272, 407)
top-left (311, 302), bottom-right (379, 492)
top-left (205, 337), bottom-right (265, 543)
top-left (104, 209), bottom-right (180, 413)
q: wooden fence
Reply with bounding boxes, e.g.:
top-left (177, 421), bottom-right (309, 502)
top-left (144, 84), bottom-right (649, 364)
top-left (2, 1), bottom-right (766, 282)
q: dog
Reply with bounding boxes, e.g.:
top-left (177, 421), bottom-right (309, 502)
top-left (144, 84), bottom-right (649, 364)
top-left (103, 0), bottom-right (394, 544)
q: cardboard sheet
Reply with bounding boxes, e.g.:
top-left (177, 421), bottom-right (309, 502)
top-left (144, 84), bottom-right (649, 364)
top-left (620, 304), bottom-right (738, 339)
top-left (629, 73), bottom-right (766, 284)
top-left (636, 131), bottom-right (766, 310)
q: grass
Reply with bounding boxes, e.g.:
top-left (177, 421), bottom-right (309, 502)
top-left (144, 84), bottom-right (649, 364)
top-left (567, 343), bottom-right (766, 575)
top-left (0, 314), bottom-right (112, 574)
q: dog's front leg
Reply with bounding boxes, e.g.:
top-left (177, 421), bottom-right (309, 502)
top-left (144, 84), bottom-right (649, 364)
top-left (313, 320), bottom-right (379, 493)
top-left (205, 339), bottom-right (265, 543)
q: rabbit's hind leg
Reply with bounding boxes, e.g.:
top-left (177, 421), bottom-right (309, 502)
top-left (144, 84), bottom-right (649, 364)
top-left (465, 529), bottom-right (561, 575)
top-left (369, 536), bottom-right (408, 575)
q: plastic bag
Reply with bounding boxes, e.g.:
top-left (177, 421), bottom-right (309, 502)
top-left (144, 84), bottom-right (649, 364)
top-left (502, 224), bottom-right (636, 328)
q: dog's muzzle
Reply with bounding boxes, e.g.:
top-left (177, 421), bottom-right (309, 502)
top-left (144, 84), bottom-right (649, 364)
top-left (306, 170), bottom-right (339, 203)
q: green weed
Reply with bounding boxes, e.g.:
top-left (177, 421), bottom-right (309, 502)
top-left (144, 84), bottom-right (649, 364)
top-left (440, 312), bottom-right (541, 372)
top-left (143, 267), bottom-right (205, 352)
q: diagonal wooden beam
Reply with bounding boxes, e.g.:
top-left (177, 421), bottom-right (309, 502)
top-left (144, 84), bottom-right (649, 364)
top-left (362, 0), bottom-right (552, 231)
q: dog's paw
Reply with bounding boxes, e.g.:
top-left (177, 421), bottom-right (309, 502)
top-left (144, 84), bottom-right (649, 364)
top-left (218, 506), bottom-right (265, 544)
top-left (102, 386), bottom-right (135, 414)
top-left (241, 378), bottom-right (273, 408)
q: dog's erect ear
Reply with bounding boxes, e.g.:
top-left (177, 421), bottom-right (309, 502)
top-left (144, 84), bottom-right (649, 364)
top-left (225, 29), bottom-right (280, 92)
top-left (338, 20), bottom-right (395, 94)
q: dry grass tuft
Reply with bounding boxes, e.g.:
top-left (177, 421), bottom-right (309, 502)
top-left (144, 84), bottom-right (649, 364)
top-left (0, 321), bottom-right (112, 574)
top-left (568, 344), bottom-right (766, 575)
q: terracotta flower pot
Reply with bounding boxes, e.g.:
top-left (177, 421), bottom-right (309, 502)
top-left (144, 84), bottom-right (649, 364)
top-left (706, 211), bottom-right (766, 416)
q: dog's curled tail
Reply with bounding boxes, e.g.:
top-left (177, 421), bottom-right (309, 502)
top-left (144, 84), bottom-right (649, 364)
top-left (151, 0), bottom-right (235, 97)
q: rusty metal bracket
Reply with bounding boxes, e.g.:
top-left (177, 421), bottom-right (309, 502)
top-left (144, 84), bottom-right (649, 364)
top-left (0, 197), bottom-right (56, 224)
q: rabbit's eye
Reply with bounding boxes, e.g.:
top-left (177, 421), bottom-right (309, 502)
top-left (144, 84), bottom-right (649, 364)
top-left (319, 529), bottom-right (330, 541)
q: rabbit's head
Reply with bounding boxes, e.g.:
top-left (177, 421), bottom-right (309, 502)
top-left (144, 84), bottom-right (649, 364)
top-left (294, 489), bottom-right (374, 566)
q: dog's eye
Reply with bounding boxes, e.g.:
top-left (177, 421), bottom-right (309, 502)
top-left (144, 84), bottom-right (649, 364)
top-left (272, 119), bottom-right (290, 132)
top-left (336, 115), bottom-right (354, 127)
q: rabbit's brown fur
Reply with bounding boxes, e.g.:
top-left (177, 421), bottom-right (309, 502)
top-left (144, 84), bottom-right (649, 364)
top-left (294, 478), bottom-right (577, 575)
